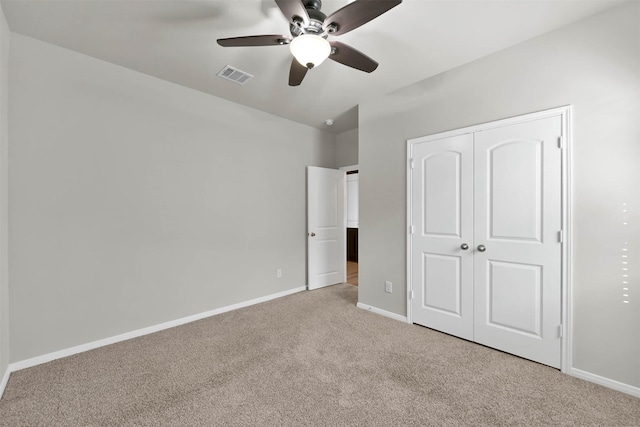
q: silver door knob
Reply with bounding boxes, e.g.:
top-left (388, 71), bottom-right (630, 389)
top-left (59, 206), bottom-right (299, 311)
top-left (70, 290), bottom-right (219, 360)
top-left (460, 243), bottom-right (469, 250)
top-left (309, 232), bottom-right (316, 237)
top-left (477, 244), bottom-right (486, 252)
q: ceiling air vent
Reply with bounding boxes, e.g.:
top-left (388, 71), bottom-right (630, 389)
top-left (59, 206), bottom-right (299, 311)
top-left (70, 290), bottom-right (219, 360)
top-left (217, 65), bottom-right (254, 85)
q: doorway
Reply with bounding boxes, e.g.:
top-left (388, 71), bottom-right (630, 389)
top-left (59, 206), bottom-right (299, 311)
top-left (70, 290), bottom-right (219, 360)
top-left (341, 165), bottom-right (359, 286)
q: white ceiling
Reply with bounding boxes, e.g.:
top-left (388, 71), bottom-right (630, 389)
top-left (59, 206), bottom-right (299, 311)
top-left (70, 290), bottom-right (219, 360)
top-left (1, 0), bottom-right (625, 134)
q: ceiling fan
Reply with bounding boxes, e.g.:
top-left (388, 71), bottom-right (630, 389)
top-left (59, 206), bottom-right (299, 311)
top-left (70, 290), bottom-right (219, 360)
top-left (217, 0), bottom-right (402, 86)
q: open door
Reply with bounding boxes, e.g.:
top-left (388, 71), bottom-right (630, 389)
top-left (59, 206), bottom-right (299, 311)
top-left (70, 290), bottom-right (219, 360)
top-left (307, 166), bottom-right (345, 290)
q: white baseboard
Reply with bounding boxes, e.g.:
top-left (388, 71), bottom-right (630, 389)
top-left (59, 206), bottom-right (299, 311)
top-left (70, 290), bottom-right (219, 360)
top-left (357, 302), bottom-right (409, 323)
top-left (0, 365), bottom-right (10, 400)
top-left (6, 286), bottom-right (306, 376)
top-left (568, 367), bottom-right (640, 398)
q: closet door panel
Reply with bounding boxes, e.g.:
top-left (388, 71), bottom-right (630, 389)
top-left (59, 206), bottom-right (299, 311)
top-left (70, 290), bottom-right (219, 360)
top-left (473, 116), bottom-right (563, 368)
top-left (411, 134), bottom-right (474, 340)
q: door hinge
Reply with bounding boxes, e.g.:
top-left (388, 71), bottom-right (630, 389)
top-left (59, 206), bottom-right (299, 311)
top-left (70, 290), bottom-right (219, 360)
top-left (558, 230), bottom-right (563, 243)
top-left (410, 290), bottom-right (414, 300)
top-left (558, 136), bottom-right (563, 149)
top-left (409, 158), bottom-right (414, 170)
top-left (410, 225), bottom-right (414, 234)
top-left (558, 324), bottom-right (563, 338)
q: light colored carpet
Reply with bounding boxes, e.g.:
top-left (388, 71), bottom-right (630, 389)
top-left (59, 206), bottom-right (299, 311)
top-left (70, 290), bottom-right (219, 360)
top-left (1, 283), bottom-right (638, 426)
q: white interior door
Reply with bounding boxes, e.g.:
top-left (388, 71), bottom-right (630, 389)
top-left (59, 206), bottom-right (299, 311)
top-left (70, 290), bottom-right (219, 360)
top-left (411, 134), bottom-right (474, 340)
top-left (473, 116), bottom-right (562, 368)
top-left (307, 166), bottom-right (345, 290)
top-left (410, 113), bottom-right (563, 368)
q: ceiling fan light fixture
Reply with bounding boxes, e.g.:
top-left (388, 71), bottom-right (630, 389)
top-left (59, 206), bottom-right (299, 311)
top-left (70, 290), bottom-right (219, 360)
top-left (290, 34), bottom-right (331, 69)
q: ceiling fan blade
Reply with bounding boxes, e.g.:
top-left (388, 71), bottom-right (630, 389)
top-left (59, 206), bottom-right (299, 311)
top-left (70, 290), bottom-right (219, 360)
top-left (289, 58), bottom-right (309, 86)
top-left (275, 0), bottom-right (310, 26)
top-left (329, 41), bottom-right (378, 73)
top-left (217, 35), bottom-right (292, 47)
top-left (323, 0), bottom-right (402, 36)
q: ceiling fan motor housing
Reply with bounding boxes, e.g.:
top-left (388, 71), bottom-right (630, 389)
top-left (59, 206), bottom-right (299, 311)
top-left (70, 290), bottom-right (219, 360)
top-left (290, 0), bottom-right (328, 37)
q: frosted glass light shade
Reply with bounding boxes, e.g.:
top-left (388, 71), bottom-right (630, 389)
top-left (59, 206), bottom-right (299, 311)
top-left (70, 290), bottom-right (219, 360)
top-left (290, 35), bottom-right (331, 69)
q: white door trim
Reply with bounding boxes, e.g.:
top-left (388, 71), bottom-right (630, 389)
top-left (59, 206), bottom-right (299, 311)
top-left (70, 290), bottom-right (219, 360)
top-left (406, 106), bottom-right (572, 373)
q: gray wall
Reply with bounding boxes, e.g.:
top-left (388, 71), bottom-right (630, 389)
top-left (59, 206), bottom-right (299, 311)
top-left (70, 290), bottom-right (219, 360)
top-left (0, 4), bottom-right (9, 384)
top-left (359, 3), bottom-right (639, 388)
top-left (9, 34), bottom-right (336, 362)
top-left (335, 128), bottom-right (358, 168)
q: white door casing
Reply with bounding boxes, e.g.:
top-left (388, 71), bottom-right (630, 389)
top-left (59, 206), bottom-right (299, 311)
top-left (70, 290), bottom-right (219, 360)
top-left (307, 166), bottom-right (345, 290)
top-left (408, 108), bottom-right (568, 369)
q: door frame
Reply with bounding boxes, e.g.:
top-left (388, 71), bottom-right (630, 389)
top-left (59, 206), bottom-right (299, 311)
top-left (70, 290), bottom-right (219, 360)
top-left (406, 106), bottom-right (572, 373)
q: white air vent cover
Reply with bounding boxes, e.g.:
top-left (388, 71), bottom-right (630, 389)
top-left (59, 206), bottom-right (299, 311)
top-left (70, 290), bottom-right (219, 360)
top-left (217, 65), bottom-right (254, 85)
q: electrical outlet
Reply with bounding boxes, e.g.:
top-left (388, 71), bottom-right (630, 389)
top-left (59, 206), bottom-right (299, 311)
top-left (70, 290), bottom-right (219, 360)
top-left (276, 269), bottom-right (282, 279)
top-left (385, 281), bottom-right (392, 293)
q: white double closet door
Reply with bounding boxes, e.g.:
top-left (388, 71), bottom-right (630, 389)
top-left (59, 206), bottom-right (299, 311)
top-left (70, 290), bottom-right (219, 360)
top-left (410, 115), bottom-right (563, 368)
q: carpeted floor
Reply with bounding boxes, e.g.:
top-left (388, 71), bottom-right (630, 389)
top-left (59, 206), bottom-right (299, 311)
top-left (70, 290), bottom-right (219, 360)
top-left (1, 283), bottom-right (638, 426)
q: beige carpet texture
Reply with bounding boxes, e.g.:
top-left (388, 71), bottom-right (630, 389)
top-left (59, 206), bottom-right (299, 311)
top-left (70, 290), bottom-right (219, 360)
top-left (1, 284), bottom-right (638, 426)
